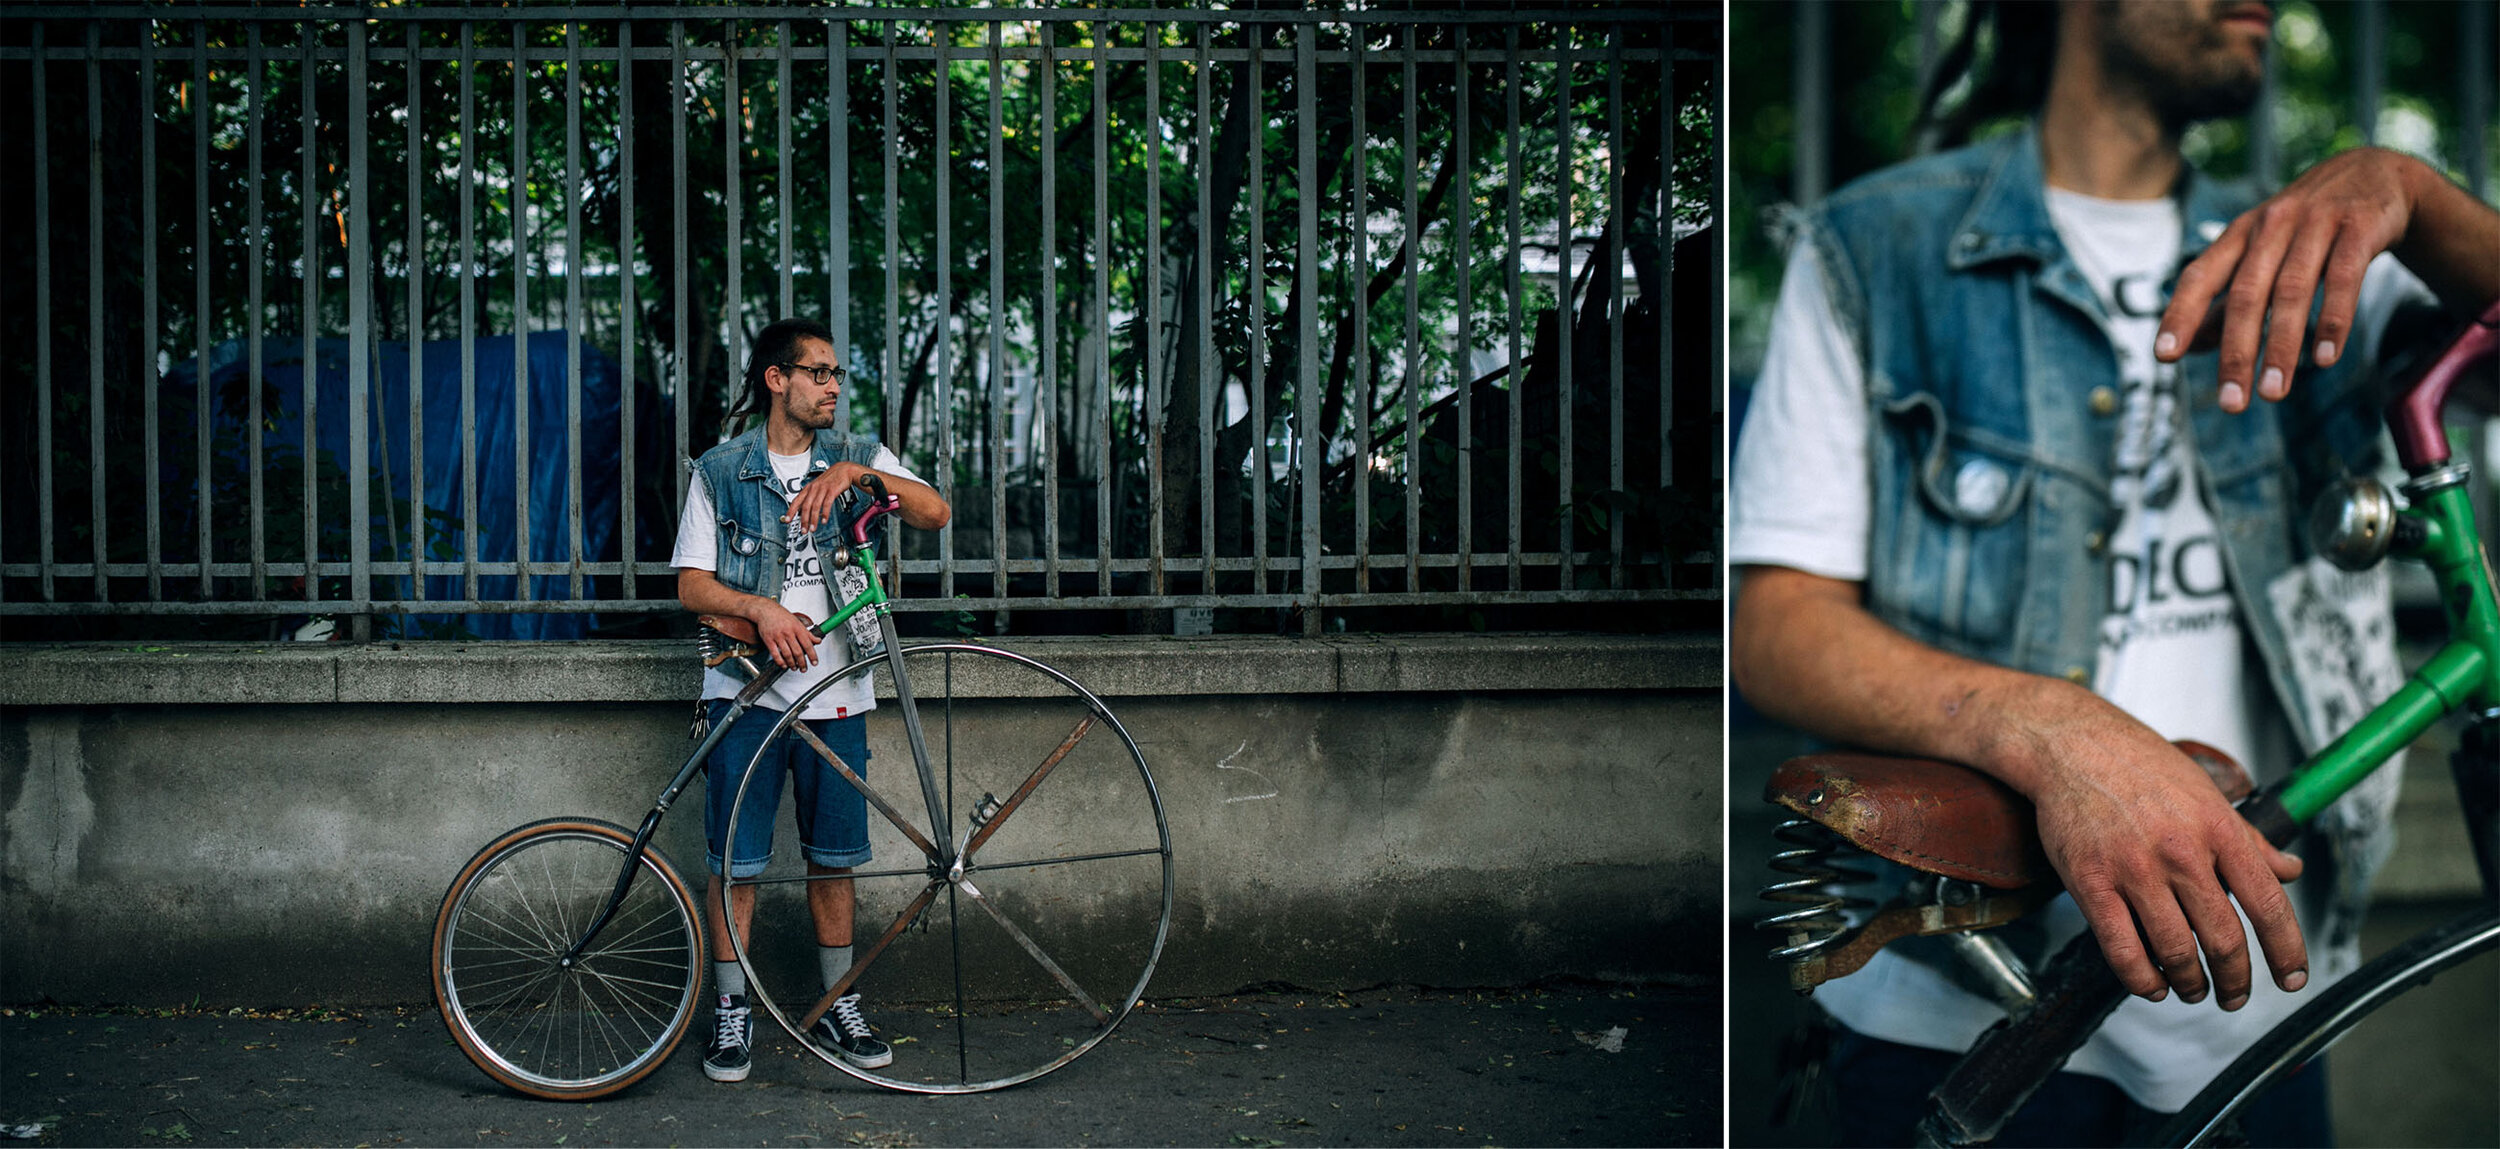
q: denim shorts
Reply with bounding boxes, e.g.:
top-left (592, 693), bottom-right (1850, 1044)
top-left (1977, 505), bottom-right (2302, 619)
top-left (702, 699), bottom-right (873, 878)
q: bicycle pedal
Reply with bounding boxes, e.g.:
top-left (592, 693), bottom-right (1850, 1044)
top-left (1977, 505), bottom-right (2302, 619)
top-left (970, 792), bottom-right (1003, 831)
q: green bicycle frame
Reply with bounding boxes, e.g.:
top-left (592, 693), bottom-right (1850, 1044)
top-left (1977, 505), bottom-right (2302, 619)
top-left (2269, 477), bottom-right (2500, 826)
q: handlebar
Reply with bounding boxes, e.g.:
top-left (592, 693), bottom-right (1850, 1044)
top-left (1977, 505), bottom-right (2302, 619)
top-left (848, 471), bottom-right (904, 546)
top-left (2389, 299), bottom-right (2500, 472)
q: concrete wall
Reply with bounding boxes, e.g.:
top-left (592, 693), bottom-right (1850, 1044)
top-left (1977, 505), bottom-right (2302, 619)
top-left (0, 633), bottom-right (1720, 1006)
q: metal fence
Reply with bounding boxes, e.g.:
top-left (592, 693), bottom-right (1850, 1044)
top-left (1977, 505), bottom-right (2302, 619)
top-left (0, 5), bottom-right (1719, 639)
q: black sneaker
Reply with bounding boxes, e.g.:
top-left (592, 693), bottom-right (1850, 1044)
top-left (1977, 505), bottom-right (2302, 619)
top-left (703, 993), bottom-right (753, 1082)
top-left (808, 993), bottom-right (893, 1069)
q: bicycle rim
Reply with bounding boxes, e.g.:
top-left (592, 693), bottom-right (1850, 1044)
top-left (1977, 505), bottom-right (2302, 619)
top-left (725, 643), bottom-right (1174, 1093)
top-left (2141, 906), bottom-right (2500, 1147)
top-left (433, 819), bottom-right (704, 1099)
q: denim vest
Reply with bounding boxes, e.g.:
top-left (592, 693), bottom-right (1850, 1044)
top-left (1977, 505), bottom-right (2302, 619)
top-left (689, 425), bottom-right (885, 600)
top-left (1802, 125), bottom-right (2398, 759)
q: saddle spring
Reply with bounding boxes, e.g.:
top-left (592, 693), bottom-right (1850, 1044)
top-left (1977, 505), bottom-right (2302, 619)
top-left (1757, 817), bottom-right (1875, 964)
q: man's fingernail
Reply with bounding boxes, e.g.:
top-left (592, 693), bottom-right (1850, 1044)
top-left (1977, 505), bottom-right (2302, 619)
top-left (2221, 992), bottom-right (2248, 1012)
top-left (2285, 968), bottom-right (2307, 991)
top-left (2220, 382), bottom-right (2245, 410)
top-left (2314, 340), bottom-right (2336, 365)
top-left (2156, 331), bottom-right (2178, 356)
top-left (2260, 366), bottom-right (2285, 398)
top-left (2148, 987), bottom-right (2168, 1002)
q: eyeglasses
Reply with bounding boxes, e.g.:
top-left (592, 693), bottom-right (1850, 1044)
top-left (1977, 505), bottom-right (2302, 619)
top-left (776, 362), bottom-right (848, 386)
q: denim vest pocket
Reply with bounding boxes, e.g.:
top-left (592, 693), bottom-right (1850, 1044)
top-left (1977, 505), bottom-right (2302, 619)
top-left (1877, 391), bottom-right (2034, 645)
top-left (715, 517), bottom-right (774, 597)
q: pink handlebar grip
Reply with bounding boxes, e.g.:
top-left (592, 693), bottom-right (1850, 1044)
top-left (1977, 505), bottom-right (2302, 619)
top-left (2389, 300), bottom-right (2500, 472)
top-left (848, 494), bottom-right (904, 545)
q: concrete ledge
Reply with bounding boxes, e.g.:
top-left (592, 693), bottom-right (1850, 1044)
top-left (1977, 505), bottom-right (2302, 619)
top-left (0, 631), bottom-right (1719, 706)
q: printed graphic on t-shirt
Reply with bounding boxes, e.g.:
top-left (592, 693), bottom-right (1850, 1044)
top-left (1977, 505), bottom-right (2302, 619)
top-left (779, 471), bottom-right (826, 602)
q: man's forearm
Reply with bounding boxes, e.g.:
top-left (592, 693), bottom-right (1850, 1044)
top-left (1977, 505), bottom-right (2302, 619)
top-left (678, 568), bottom-right (776, 623)
top-left (1729, 565), bottom-right (2100, 796)
top-left (2395, 158), bottom-right (2500, 312)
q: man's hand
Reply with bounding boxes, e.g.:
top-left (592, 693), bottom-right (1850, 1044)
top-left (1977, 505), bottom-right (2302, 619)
top-left (751, 603), bottom-right (821, 671)
top-left (785, 463), bottom-right (877, 534)
top-left (786, 462), bottom-right (952, 534)
top-left (1733, 566), bottom-right (2310, 1008)
top-left (2014, 694), bottom-right (2308, 1010)
top-left (678, 568), bottom-right (820, 671)
top-left (2159, 147), bottom-right (2500, 412)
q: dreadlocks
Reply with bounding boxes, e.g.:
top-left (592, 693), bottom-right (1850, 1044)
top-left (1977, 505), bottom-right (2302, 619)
top-left (1913, 0), bottom-right (2062, 153)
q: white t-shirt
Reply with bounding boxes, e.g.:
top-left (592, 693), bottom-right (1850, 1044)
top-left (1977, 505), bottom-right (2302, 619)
top-left (1730, 193), bottom-right (2425, 1112)
top-left (671, 444), bottom-right (919, 719)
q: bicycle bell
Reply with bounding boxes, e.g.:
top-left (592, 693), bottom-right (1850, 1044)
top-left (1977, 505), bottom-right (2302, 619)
top-left (2307, 475), bottom-right (2403, 571)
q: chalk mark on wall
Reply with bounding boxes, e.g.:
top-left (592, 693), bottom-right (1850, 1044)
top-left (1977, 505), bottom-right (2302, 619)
top-left (1216, 740), bottom-right (1278, 803)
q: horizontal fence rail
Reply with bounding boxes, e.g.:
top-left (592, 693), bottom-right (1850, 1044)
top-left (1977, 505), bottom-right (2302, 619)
top-left (0, 5), bottom-right (1721, 639)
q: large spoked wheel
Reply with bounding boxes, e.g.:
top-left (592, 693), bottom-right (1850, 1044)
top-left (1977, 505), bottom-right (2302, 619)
top-left (724, 642), bottom-right (1174, 1094)
top-left (432, 818), bottom-right (705, 1100)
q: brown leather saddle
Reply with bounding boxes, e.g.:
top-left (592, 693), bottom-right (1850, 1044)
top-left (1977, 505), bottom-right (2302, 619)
top-left (1763, 740), bottom-right (2251, 991)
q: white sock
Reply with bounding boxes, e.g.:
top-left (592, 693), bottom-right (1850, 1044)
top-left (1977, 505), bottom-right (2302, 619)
top-left (819, 944), bottom-right (854, 996)
top-left (713, 960), bottom-right (746, 1000)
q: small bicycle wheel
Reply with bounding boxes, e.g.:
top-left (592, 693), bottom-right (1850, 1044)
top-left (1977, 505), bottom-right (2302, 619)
top-left (724, 643), bottom-right (1173, 1094)
top-left (432, 817), bottom-right (704, 1100)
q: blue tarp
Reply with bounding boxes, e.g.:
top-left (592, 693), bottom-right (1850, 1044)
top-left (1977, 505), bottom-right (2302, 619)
top-left (164, 331), bottom-right (661, 639)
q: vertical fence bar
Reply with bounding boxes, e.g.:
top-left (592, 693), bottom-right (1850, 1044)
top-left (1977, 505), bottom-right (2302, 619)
top-left (1193, 22), bottom-right (1213, 594)
top-left (348, 22), bottom-right (373, 627)
top-left (1295, 24), bottom-right (1320, 631)
top-left (673, 21), bottom-right (690, 508)
top-left (2355, 0), bottom-right (2382, 145)
top-left (1351, 24), bottom-right (1371, 596)
top-left (828, 17), bottom-right (849, 431)
top-left (1146, 22), bottom-right (1166, 600)
top-left (1042, 20), bottom-right (1061, 599)
top-left (141, 28), bottom-right (162, 600)
top-left (565, 21), bottom-right (585, 600)
top-left (1506, 26), bottom-right (1525, 592)
top-left (1553, 25), bottom-right (1574, 590)
top-left (1500, 26), bottom-right (1520, 591)
top-left (935, 18), bottom-right (955, 599)
top-left (2467, 1), bottom-right (2492, 199)
top-left (723, 23), bottom-right (743, 426)
top-left (1247, 29), bottom-right (1267, 592)
top-left (989, 21), bottom-right (1009, 601)
top-left (618, 18), bottom-right (637, 599)
top-left (89, 24), bottom-right (109, 601)
top-left (34, 21), bottom-right (53, 601)
top-left (407, 23), bottom-right (426, 603)
top-left (881, 23), bottom-right (899, 468)
top-left (193, 23), bottom-right (215, 600)
top-left (777, 19), bottom-right (793, 320)
top-left (1093, 23), bottom-right (1112, 596)
top-left (248, 24), bottom-right (267, 598)
top-left (301, 24), bottom-right (319, 606)
top-left (1449, 28), bottom-right (1472, 594)
top-left (1398, 26), bottom-right (1419, 594)
top-left (513, 21), bottom-right (532, 602)
top-left (1606, 27), bottom-right (1625, 589)
top-left (1659, 21), bottom-right (1674, 513)
top-left (462, 21), bottom-right (480, 602)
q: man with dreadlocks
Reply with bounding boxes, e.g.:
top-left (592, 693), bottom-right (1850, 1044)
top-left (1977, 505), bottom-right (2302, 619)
top-left (1730, 1), bottom-right (2498, 1143)
top-left (672, 317), bottom-right (950, 1083)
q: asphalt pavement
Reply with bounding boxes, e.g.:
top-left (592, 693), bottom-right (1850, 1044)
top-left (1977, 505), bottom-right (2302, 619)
top-left (0, 983), bottom-right (1713, 1148)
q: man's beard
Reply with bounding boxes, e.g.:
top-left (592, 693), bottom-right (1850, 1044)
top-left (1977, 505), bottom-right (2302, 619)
top-left (2104, 17), bottom-right (2264, 134)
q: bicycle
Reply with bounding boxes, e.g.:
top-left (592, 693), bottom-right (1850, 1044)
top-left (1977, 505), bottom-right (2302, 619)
top-left (430, 475), bottom-right (1175, 1098)
top-left (1755, 300), bottom-right (2500, 1147)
